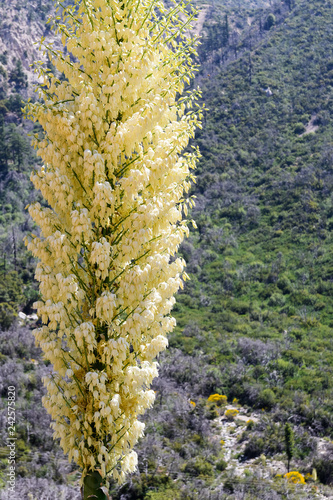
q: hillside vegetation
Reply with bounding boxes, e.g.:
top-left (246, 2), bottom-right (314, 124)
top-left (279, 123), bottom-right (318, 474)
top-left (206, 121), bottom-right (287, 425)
top-left (1, 0), bottom-right (333, 498)
top-left (177, 0), bottom-right (333, 432)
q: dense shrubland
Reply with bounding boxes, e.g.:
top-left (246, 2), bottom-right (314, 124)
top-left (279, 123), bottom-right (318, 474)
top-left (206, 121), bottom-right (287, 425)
top-left (174, 0), bottom-right (333, 431)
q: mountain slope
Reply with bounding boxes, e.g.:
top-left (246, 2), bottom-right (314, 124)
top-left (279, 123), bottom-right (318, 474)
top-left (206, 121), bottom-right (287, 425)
top-left (172, 0), bottom-right (333, 428)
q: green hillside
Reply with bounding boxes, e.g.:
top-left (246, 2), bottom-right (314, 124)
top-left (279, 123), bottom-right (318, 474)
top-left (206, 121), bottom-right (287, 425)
top-left (1, 0), bottom-right (333, 498)
top-left (174, 0), bottom-right (333, 425)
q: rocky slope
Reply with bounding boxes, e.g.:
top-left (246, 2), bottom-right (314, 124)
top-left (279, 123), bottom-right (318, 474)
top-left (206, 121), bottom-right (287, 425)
top-left (0, 0), bottom-right (58, 95)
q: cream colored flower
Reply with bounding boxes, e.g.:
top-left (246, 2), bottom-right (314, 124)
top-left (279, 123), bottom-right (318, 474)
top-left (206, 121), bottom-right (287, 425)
top-left (25, 0), bottom-right (201, 485)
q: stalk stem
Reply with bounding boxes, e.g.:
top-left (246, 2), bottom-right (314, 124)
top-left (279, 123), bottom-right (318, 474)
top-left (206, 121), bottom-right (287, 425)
top-left (82, 470), bottom-right (108, 499)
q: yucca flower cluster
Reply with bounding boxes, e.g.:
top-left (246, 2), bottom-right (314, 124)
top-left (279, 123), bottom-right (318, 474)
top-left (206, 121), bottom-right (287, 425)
top-left (25, 0), bottom-right (201, 486)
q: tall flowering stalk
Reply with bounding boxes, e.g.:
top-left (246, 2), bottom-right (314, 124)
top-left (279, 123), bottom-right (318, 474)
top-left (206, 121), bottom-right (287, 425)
top-left (25, 0), bottom-right (201, 495)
